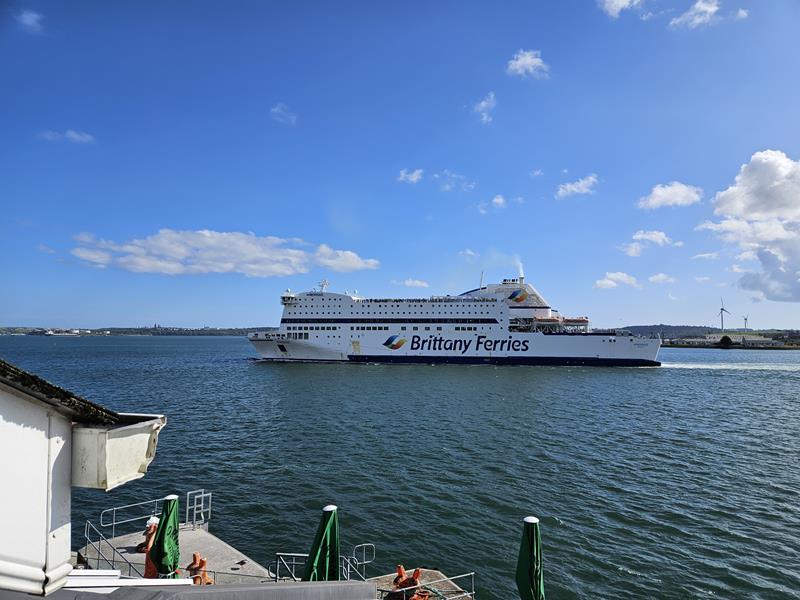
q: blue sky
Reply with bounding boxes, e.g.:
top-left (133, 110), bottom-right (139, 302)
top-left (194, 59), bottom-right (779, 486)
top-left (2, 0), bottom-right (799, 329)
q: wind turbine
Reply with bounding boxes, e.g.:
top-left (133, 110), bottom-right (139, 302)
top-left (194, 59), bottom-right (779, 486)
top-left (717, 298), bottom-right (731, 332)
top-left (743, 314), bottom-right (749, 330)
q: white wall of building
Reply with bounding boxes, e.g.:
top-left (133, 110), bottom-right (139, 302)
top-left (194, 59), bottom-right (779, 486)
top-left (0, 387), bottom-right (72, 595)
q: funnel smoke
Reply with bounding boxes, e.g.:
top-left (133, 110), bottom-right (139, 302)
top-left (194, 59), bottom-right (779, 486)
top-left (512, 255), bottom-right (525, 279)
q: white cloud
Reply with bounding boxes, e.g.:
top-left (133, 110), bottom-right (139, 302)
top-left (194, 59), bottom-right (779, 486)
top-left (621, 242), bottom-right (643, 257)
top-left (506, 50), bottom-right (549, 79)
top-left (71, 247), bottom-right (112, 267)
top-left (459, 249), bottom-right (478, 258)
top-left (734, 8), bottom-right (749, 20)
top-left (649, 273), bottom-right (677, 284)
top-left (391, 278), bottom-right (429, 288)
top-left (697, 218), bottom-right (795, 245)
top-left (699, 150), bottom-right (800, 301)
top-left (70, 229), bottom-right (378, 277)
top-left (433, 170), bottom-right (475, 192)
top-left (695, 276), bottom-right (711, 283)
top-left (670, 0), bottom-right (721, 29)
top-left (736, 250), bottom-right (757, 261)
top-left (556, 174), bottom-right (598, 198)
top-left (638, 181), bottom-right (702, 209)
top-left (621, 230), bottom-right (679, 256)
top-left (668, 292), bottom-right (680, 301)
top-left (633, 230), bottom-right (673, 246)
top-left (593, 279), bottom-right (617, 289)
top-left (37, 244), bottom-right (56, 254)
top-left (397, 168), bottom-right (423, 184)
top-left (594, 271), bottom-right (641, 289)
top-left (474, 92), bottom-right (496, 124)
top-left (65, 130), bottom-right (95, 143)
top-left (530, 169), bottom-right (543, 178)
top-left (16, 9), bottom-right (43, 33)
top-left (692, 252), bottom-right (719, 259)
top-left (478, 194), bottom-right (510, 214)
top-left (270, 103), bottom-right (297, 125)
top-left (598, 0), bottom-right (642, 18)
top-left (713, 150), bottom-right (800, 221)
top-left (314, 244), bottom-right (379, 272)
top-left (38, 129), bottom-right (95, 144)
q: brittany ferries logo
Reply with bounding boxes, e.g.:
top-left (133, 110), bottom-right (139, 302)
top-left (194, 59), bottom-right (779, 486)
top-left (508, 289), bottom-right (528, 303)
top-left (383, 335), bottom-right (406, 350)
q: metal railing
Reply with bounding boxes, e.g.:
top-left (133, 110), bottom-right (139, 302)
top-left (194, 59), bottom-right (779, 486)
top-left (83, 520), bottom-right (143, 577)
top-left (100, 497), bottom-right (165, 540)
top-left (346, 543), bottom-right (375, 580)
top-left (271, 552), bottom-right (308, 582)
top-left (271, 543), bottom-right (376, 582)
top-left (185, 489), bottom-right (212, 530)
top-left (99, 489), bottom-right (213, 539)
top-left (376, 572), bottom-right (476, 600)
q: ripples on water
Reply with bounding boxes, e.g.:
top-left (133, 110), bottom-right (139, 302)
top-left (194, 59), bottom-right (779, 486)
top-left (1, 337), bottom-right (798, 599)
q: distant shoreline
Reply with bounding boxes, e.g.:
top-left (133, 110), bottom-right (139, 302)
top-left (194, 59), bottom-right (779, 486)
top-left (662, 343), bottom-right (798, 350)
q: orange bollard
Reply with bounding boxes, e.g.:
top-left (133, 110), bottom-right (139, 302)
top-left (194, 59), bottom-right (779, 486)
top-left (198, 558), bottom-right (213, 585)
top-left (186, 553), bottom-right (202, 585)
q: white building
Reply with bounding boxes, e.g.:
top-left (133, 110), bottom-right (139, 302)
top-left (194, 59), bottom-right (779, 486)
top-left (0, 359), bottom-right (166, 596)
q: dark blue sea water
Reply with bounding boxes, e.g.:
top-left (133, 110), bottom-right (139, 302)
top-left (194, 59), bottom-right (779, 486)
top-left (1, 336), bottom-right (799, 599)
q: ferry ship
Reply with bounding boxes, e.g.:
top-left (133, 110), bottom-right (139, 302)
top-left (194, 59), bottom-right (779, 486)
top-left (248, 277), bottom-right (661, 366)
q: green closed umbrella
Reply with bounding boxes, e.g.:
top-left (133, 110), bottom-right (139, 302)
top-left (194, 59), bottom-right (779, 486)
top-left (516, 515), bottom-right (545, 600)
top-left (150, 494), bottom-right (181, 578)
top-left (302, 504), bottom-right (340, 581)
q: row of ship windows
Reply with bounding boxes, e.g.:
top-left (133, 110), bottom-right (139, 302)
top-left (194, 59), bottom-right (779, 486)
top-left (286, 325), bottom-right (484, 332)
top-left (285, 332), bottom-right (344, 340)
top-left (289, 311), bottom-right (491, 315)
top-left (297, 302), bottom-right (484, 308)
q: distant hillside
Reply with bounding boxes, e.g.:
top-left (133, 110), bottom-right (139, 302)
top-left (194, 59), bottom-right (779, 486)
top-left (623, 324), bottom-right (720, 338)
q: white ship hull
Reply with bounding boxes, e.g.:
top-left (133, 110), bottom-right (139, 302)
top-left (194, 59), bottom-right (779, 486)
top-left (248, 277), bottom-right (661, 367)
top-left (250, 331), bottom-right (660, 366)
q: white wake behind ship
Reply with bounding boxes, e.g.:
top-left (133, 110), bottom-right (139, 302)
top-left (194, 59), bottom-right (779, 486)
top-left (248, 277), bottom-right (661, 366)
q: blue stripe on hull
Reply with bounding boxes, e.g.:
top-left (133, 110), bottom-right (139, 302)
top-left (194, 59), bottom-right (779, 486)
top-left (347, 354), bottom-right (660, 367)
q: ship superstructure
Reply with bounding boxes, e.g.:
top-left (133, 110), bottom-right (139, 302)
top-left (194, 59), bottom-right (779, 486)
top-left (248, 277), bottom-right (661, 366)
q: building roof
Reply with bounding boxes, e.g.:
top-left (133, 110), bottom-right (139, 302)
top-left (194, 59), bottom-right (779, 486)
top-left (0, 358), bottom-right (120, 425)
